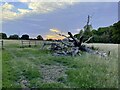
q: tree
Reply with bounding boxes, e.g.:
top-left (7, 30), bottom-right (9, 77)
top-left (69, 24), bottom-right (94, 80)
top-left (79, 29), bottom-right (84, 36)
top-left (74, 30), bottom-right (83, 39)
top-left (83, 15), bottom-right (93, 37)
top-left (9, 34), bottom-right (19, 39)
top-left (92, 29), bottom-right (97, 35)
top-left (21, 34), bottom-right (29, 40)
top-left (37, 35), bottom-right (43, 40)
top-left (112, 21), bottom-right (120, 43)
top-left (46, 39), bottom-right (53, 41)
top-left (0, 33), bottom-right (7, 39)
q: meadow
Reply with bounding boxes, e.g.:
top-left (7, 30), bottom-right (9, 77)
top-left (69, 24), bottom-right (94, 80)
top-left (1, 40), bottom-right (118, 88)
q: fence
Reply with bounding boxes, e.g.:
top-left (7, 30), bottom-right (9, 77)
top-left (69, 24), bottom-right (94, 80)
top-left (0, 40), bottom-right (3, 49)
top-left (21, 40), bottom-right (38, 48)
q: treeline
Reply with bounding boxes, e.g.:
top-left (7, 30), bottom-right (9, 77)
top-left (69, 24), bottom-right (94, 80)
top-left (0, 33), bottom-right (44, 40)
top-left (74, 21), bottom-right (120, 44)
top-left (0, 21), bottom-right (120, 43)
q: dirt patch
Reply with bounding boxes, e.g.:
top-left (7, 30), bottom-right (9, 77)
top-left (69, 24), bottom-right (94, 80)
top-left (17, 75), bottom-right (30, 88)
top-left (40, 63), bottom-right (68, 83)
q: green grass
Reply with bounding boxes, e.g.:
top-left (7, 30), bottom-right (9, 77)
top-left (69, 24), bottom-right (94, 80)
top-left (0, 48), bottom-right (2, 89)
top-left (1, 40), bottom-right (118, 88)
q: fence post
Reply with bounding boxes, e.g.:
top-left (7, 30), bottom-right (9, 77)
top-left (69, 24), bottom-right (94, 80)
top-left (1, 40), bottom-right (3, 49)
top-left (34, 41), bottom-right (37, 47)
top-left (29, 41), bottom-right (31, 47)
top-left (21, 40), bottom-right (23, 48)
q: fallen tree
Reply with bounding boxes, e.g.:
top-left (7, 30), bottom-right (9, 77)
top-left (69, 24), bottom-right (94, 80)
top-left (41, 15), bottom-right (110, 57)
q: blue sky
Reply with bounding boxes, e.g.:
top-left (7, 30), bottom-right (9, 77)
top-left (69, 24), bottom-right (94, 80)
top-left (1, 2), bottom-right (118, 39)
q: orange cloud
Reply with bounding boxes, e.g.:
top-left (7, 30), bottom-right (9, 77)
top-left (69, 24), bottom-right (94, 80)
top-left (50, 28), bottom-right (60, 33)
top-left (45, 28), bottom-right (66, 40)
top-left (46, 34), bottom-right (65, 40)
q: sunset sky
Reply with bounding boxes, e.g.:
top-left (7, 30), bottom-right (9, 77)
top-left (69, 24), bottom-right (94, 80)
top-left (1, 0), bottom-right (119, 39)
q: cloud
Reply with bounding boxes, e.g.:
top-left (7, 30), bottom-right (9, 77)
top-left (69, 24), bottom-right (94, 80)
top-left (1, 1), bottom-right (76, 20)
top-left (19, 0), bottom-right (29, 2)
top-left (27, 1), bottom-right (75, 14)
top-left (0, 3), bottom-right (18, 20)
top-left (76, 28), bottom-right (81, 32)
top-left (0, 3), bottom-right (31, 20)
top-left (2, 0), bottom-right (119, 2)
top-left (18, 8), bottom-right (30, 14)
top-left (2, 2), bottom-right (15, 10)
top-left (45, 28), bottom-right (69, 40)
top-left (50, 28), bottom-right (60, 33)
top-left (19, 0), bottom-right (75, 3)
top-left (45, 34), bottom-right (65, 40)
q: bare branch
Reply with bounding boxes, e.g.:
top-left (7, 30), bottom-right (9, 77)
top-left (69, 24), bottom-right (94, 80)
top-left (56, 32), bottom-right (68, 38)
top-left (84, 36), bottom-right (93, 43)
top-left (60, 40), bottom-right (74, 47)
top-left (68, 32), bottom-right (79, 42)
top-left (55, 32), bottom-right (71, 41)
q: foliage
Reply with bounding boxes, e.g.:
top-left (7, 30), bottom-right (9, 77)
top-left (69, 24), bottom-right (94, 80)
top-left (46, 39), bottom-right (53, 41)
top-left (112, 21), bottom-right (120, 43)
top-left (9, 34), bottom-right (19, 39)
top-left (84, 25), bottom-right (93, 36)
top-left (21, 34), bottom-right (29, 40)
top-left (0, 33), bottom-right (7, 39)
top-left (37, 35), bottom-right (43, 40)
top-left (74, 21), bottom-right (120, 44)
top-left (0, 33), bottom-right (44, 40)
top-left (92, 21), bottom-right (120, 44)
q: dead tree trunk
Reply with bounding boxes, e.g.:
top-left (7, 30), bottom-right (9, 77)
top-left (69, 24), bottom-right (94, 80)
top-left (68, 32), bottom-right (86, 51)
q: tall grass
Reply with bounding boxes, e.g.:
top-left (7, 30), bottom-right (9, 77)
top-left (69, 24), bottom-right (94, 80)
top-left (2, 40), bottom-right (118, 88)
top-left (0, 48), bottom-right (2, 89)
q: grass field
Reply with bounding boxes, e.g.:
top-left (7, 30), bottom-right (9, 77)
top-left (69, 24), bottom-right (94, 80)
top-left (1, 40), bottom-right (118, 88)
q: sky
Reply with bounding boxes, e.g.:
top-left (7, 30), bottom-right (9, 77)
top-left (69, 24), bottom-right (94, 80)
top-left (0, 0), bottom-right (119, 39)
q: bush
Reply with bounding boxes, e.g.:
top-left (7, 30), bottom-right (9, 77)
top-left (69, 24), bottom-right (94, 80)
top-left (21, 34), bottom-right (29, 40)
top-left (37, 35), bottom-right (43, 40)
top-left (9, 34), bottom-right (19, 39)
top-left (0, 33), bottom-right (7, 39)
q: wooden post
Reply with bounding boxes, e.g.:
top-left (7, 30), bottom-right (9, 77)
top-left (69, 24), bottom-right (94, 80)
top-left (1, 40), bottom-right (3, 49)
top-left (34, 41), bottom-right (37, 47)
top-left (21, 41), bottom-right (23, 48)
top-left (29, 41), bottom-right (31, 47)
